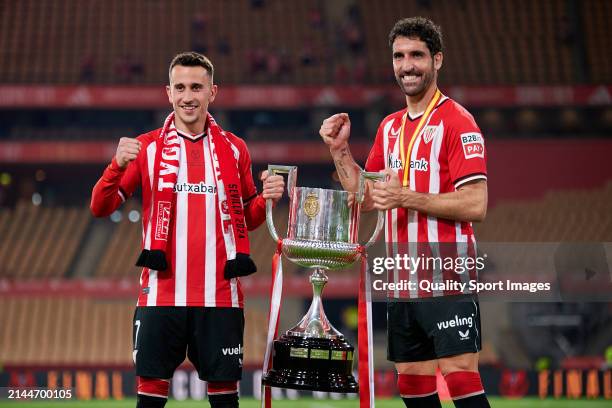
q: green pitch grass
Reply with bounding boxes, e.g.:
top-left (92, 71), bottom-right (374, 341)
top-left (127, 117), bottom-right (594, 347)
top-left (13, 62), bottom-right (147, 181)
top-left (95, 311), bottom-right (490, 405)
top-left (0, 398), bottom-right (609, 407)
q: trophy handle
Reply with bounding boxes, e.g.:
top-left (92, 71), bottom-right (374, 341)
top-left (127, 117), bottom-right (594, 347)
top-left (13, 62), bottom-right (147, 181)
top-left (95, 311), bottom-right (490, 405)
top-left (358, 171), bottom-right (385, 249)
top-left (265, 165), bottom-right (298, 242)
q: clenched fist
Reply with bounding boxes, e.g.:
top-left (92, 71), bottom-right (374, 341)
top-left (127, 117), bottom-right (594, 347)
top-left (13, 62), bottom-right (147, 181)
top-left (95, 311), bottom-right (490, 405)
top-left (115, 137), bottom-right (142, 169)
top-left (319, 113), bottom-right (351, 152)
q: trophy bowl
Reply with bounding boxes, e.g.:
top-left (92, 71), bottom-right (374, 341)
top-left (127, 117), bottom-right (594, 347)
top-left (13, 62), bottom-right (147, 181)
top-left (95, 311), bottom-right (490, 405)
top-left (262, 165), bottom-right (384, 393)
top-left (282, 186), bottom-right (361, 270)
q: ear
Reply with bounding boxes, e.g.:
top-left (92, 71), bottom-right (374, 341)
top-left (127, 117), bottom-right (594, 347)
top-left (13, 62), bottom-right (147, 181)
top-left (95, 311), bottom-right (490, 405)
top-left (433, 52), bottom-right (443, 71)
top-left (166, 85), bottom-right (172, 104)
top-left (209, 84), bottom-right (218, 104)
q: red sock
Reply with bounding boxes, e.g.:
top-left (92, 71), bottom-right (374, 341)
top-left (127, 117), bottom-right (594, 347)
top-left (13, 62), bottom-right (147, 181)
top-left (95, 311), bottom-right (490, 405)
top-left (397, 374), bottom-right (442, 407)
top-left (397, 374), bottom-right (437, 398)
top-left (444, 371), bottom-right (484, 400)
top-left (207, 380), bottom-right (238, 395)
top-left (137, 376), bottom-right (169, 399)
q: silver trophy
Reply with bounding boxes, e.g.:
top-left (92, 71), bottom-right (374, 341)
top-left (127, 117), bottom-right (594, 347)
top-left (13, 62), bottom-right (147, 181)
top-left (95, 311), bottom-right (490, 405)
top-left (262, 165), bottom-right (384, 393)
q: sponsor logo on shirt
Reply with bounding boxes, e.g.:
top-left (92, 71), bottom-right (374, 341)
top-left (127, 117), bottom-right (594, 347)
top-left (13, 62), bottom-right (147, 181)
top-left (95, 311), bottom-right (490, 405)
top-left (173, 182), bottom-right (217, 194)
top-left (460, 132), bottom-right (485, 159)
top-left (410, 158), bottom-right (429, 172)
top-left (387, 155), bottom-right (403, 169)
top-left (155, 201), bottom-right (172, 240)
top-left (387, 156), bottom-right (428, 172)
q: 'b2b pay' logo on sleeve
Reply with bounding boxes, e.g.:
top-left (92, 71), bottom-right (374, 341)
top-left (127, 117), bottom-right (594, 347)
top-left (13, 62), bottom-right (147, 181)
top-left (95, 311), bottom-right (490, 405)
top-left (460, 132), bottom-right (485, 159)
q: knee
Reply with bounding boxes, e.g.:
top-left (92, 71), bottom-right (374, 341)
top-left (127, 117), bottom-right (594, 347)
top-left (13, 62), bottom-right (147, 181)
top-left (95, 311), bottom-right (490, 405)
top-left (396, 360), bottom-right (437, 375)
top-left (438, 353), bottom-right (478, 376)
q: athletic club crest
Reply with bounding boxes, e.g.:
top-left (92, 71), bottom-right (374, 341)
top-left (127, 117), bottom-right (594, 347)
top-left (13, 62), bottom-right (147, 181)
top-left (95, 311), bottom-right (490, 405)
top-left (421, 125), bottom-right (438, 144)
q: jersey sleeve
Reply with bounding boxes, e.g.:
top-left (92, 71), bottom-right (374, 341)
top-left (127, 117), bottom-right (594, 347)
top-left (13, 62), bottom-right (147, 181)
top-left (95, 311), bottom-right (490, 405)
top-left (364, 122), bottom-right (385, 172)
top-left (90, 138), bottom-right (144, 217)
top-left (445, 110), bottom-right (487, 189)
top-left (236, 137), bottom-right (258, 202)
top-left (234, 136), bottom-right (266, 230)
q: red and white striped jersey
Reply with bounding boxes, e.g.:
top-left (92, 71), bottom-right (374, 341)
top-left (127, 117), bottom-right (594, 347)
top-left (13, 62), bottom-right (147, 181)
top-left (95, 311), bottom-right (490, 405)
top-left (365, 96), bottom-right (487, 298)
top-left (91, 127), bottom-right (266, 307)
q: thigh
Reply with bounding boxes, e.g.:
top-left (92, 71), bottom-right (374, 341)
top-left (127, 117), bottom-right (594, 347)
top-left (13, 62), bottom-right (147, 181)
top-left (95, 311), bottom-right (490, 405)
top-left (387, 301), bottom-right (437, 363)
top-left (438, 352), bottom-right (479, 375)
top-left (187, 307), bottom-right (245, 382)
top-left (133, 307), bottom-right (189, 379)
top-left (415, 296), bottom-right (482, 359)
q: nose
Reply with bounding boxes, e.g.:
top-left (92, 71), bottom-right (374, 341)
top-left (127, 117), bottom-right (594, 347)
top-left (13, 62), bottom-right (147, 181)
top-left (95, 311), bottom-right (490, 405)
top-left (401, 58), bottom-right (415, 73)
top-left (181, 89), bottom-right (194, 103)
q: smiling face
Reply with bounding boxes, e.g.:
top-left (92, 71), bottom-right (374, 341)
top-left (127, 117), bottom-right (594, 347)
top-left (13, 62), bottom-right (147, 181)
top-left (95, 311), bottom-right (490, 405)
top-left (392, 36), bottom-right (443, 99)
top-left (166, 65), bottom-right (217, 134)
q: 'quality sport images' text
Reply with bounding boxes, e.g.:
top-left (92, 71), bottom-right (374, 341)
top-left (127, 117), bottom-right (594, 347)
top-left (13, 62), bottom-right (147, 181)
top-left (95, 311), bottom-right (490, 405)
top-left (370, 254), bottom-right (552, 294)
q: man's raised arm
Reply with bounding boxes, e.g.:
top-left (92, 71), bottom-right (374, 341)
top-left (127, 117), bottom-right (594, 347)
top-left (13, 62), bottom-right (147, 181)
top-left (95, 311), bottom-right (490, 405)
top-left (319, 113), bottom-right (363, 193)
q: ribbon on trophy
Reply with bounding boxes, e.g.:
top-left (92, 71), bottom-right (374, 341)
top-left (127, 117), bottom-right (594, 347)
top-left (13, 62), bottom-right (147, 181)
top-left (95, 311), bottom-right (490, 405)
top-left (358, 246), bottom-right (375, 408)
top-left (262, 239), bottom-right (284, 408)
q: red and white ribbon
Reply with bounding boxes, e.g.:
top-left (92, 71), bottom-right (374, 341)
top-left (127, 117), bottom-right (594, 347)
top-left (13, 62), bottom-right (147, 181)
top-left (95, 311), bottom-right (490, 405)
top-left (358, 247), bottom-right (375, 407)
top-left (262, 240), bottom-right (284, 408)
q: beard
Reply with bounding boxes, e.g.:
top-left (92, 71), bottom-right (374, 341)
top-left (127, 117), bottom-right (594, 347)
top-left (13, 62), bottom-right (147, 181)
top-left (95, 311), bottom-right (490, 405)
top-left (395, 67), bottom-right (435, 97)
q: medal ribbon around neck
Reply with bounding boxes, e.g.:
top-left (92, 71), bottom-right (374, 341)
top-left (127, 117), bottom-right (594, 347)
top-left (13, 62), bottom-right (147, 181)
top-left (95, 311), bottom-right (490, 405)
top-left (398, 88), bottom-right (442, 187)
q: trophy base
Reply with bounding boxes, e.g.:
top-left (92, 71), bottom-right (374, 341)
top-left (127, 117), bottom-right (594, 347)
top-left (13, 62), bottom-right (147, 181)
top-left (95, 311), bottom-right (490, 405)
top-left (262, 334), bottom-right (358, 393)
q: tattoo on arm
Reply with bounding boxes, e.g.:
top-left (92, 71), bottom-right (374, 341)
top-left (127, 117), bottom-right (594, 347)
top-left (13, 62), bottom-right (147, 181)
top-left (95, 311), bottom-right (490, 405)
top-left (334, 160), bottom-right (350, 179)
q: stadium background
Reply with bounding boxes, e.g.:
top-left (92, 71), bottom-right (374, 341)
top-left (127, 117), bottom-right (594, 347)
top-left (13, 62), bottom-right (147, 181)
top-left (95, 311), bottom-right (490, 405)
top-left (0, 0), bottom-right (610, 406)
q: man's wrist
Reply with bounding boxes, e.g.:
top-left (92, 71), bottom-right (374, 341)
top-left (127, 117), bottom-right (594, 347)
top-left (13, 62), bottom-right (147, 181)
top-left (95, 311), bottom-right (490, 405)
top-left (110, 157), bottom-right (128, 172)
top-left (329, 144), bottom-right (350, 157)
top-left (401, 187), bottom-right (422, 210)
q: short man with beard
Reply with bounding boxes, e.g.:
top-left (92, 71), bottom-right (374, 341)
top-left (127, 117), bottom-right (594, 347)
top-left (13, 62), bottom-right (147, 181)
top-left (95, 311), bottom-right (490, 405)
top-left (320, 18), bottom-right (491, 408)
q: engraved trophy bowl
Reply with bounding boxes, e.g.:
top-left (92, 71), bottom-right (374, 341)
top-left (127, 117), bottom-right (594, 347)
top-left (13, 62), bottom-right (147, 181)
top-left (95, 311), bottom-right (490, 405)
top-left (262, 165), bottom-right (384, 393)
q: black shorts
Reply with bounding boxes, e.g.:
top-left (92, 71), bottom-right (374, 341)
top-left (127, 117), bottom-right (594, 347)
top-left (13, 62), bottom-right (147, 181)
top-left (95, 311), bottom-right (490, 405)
top-left (132, 307), bottom-right (244, 381)
top-left (387, 295), bottom-right (482, 362)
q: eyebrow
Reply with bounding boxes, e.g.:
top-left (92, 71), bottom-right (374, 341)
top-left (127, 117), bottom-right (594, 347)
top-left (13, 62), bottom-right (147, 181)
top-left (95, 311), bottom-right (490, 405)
top-left (173, 82), bottom-right (204, 88)
top-left (393, 50), bottom-right (427, 57)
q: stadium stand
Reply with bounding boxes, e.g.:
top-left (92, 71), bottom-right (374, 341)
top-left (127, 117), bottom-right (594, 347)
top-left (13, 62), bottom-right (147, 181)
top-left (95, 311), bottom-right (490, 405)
top-left (0, 0), bottom-right (607, 84)
top-left (93, 201), bottom-right (142, 278)
top-left (475, 181), bottom-right (612, 241)
top-left (360, 0), bottom-right (575, 84)
top-left (0, 0), bottom-right (610, 400)
top-left (0, 296), bottom-right (267, 366)
top-left (0, 201), bottom-right (89, 278)
top-left (582, 0), bottom-right (612, 83)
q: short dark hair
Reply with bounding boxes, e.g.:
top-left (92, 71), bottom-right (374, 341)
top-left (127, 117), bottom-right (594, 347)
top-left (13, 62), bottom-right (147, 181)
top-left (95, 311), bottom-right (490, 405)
top-left (388, 17), bottom-right (443, 56)
top-left (168, 51), bottom-right (214, 83)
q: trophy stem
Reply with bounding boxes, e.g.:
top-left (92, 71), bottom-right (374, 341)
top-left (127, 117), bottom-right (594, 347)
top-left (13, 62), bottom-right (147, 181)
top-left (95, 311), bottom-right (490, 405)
top-left (310, 268), bottom-right (328, 297)
top-left (287, 268), bottom-right (344, 339)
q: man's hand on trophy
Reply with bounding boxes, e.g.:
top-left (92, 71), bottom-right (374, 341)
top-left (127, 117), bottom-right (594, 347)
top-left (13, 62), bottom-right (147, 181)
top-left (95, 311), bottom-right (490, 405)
top-left (320, 113), bottom-right (351, 152)
top-left (115, 137), bottom-right (142, 169)
top-left (261, 170), bottom-right (285, 203)
top-left (372, 169), bottom-right (407, 210)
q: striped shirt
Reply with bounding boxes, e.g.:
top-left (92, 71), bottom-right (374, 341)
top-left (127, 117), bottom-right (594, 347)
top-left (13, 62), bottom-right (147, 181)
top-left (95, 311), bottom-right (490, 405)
top-left (91, 126), bottom-right (266, 307)
top-left (365, 97), bottom-right (487, 298)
